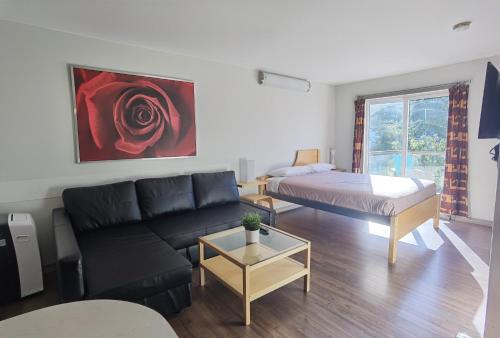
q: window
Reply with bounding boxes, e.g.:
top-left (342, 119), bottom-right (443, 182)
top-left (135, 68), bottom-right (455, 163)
top-left (364, 90), bottom-right (449, 192)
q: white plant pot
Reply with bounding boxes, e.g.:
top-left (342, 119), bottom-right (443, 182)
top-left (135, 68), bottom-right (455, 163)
top-left (245, 229), bottom-right (260, 244)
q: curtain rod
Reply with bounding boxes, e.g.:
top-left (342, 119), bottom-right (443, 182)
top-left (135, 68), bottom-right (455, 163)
top-left (357, 80), bottom-right (471, 101)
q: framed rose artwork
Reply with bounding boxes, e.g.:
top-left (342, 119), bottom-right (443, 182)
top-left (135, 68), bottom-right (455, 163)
top-left (70, 65), bottom-right (196, 162)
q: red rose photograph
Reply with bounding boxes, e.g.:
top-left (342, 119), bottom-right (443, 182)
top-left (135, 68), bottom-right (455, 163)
top-left (71, 66), bottom-right (196, 162)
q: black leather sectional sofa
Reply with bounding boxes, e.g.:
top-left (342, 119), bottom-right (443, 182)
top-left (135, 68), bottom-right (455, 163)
top-left (53, 171), bottom-right (275, 316)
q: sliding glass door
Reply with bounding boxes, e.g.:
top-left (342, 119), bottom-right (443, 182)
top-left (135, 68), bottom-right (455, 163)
top-left (366, 100), bottom-right (405, 177)
top-left (364, 91), bottom-right (449, 191)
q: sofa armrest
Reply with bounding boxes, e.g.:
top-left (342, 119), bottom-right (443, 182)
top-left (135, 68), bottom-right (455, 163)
top-left (240, 200), bottom-right (277, 226)
top-left (53, 208), bottom-right (84, 302)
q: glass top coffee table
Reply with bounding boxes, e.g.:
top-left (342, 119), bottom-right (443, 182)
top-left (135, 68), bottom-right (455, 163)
top-left (198, 225), bottom-right (311, 325)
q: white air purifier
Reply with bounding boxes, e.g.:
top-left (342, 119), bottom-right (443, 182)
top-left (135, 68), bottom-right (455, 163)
top-left (1, 213), bottom-right (44, 301)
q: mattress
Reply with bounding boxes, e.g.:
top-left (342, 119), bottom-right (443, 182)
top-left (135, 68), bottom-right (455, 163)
top-left (267, 171), bottom-right (436, 216)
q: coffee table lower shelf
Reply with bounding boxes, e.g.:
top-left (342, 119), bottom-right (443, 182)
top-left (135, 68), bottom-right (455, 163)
top-left (202, 255), bottom-right (307, 301)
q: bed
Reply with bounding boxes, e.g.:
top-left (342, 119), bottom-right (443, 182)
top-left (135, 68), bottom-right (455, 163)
top-left (263, 149), bottom-right (441, 264)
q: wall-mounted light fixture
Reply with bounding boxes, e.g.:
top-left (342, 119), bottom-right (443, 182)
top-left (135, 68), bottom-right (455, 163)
top-left (258, 71), bottom-right (311, 92)
top-left (452, 21), bottom-right (471, 32)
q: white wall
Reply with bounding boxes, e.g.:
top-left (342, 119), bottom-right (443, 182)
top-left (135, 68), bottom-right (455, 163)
top-left (334, 56), bottom-right (500, 222)
top-left (0, 20), bottom-right (335, 265)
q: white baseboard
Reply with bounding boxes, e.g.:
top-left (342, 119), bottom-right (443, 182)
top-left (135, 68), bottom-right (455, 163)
top-left (442, 214), bottom-right (493, 227)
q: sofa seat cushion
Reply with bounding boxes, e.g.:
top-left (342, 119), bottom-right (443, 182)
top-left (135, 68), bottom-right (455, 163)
top-left (145, 212), bottom-right (206, 250)
top-left (145, 202), bottom-right (251, 249)
top-left (136, 175), bottom-right (195, 220)
top-left (198, 203), bottom-right (248, 234)
top-left (78, 224), bottom-right (192, 301)
top-left (192, 171), bottom-right (240, 209)
top-left (62, 181), bottom-right (142, 233)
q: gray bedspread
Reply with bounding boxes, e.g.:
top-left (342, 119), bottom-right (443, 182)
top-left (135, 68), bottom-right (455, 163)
top-left (270, 171), bottom-right (436, 216)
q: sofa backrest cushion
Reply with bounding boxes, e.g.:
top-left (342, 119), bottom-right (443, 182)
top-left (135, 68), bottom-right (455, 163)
top-left (62, 181), bottom-right (142, 233)
top-left (192, 171), bottom-right (240, 209)
top-left (136, 175), bottom-right (196, 219)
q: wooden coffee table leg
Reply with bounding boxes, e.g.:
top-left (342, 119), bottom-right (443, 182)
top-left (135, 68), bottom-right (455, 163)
top-left (304, 244), bottom-right (311, 292)
top-left (243, 266), bottom-right (251, 325)
top-left (199, 242), bottom-right (205, 286)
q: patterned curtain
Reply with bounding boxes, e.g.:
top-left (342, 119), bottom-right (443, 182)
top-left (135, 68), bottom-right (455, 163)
top-left (352, 98), bottom-right (365, 173)
top-left (441, 84), bottom-right (469, 217)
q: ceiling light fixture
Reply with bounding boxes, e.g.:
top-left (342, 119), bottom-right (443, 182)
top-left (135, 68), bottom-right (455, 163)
top-left (453, 21), bottom-right (472, 32)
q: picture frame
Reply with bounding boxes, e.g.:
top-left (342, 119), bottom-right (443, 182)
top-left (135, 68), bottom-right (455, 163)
top-left (69, 65), bottom-right (197, 162)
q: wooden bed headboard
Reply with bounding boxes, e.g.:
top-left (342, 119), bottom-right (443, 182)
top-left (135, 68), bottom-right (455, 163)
top-left (258, 148), bottom-right (320, 181)
top-left (292, 149), bottom-right (320, 166)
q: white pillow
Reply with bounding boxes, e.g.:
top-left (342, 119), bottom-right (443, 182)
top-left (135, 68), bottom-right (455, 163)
top-left (308, 162), bottom-right (335, 173)
top-left (268, 165), bottom-right (313, 177)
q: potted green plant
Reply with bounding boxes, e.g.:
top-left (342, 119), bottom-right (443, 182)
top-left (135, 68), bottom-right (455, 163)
top-left (242, 212), bottom-right (261, 244)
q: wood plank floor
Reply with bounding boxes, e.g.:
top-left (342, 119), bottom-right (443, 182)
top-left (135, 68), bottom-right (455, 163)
top-left (0, 207), bottom-right (492, 337)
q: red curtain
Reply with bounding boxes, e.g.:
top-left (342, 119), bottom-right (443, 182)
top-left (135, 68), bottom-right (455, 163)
top-left (441, 84), bottom-right (469, 217)
top-left (352, 99), bottom-right (365, 173)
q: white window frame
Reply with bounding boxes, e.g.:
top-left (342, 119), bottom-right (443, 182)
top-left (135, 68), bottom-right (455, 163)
top-left (362, 89), bottom-right (449, 176)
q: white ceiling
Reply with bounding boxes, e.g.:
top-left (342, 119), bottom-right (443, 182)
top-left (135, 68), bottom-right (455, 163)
top-left (1, 0), bottom-right (500, 84)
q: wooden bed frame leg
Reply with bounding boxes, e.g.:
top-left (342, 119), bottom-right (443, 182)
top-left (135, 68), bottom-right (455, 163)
top-left (433, 193), bottom-right (441, 229)
top-left (388, 217), bottom-right (398, 264)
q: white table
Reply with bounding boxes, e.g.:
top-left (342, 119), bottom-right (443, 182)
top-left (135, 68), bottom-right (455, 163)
top-left (0, 300), bottom-right (178, 338)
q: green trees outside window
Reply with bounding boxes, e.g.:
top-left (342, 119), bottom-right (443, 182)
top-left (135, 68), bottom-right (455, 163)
top-left (366, 94), bottom-right (448, 192)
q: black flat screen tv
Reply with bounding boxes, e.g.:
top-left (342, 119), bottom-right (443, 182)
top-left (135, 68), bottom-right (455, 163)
top-left (479, 62), bottom-right (500, 139)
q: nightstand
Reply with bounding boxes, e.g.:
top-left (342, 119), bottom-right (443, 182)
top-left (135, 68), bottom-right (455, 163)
top-left (237, 180), bottom-right (273, 209)
top-left (237, 180), bottom-right (268, 194)
top-left (240, 193), bottom-right (274, 209)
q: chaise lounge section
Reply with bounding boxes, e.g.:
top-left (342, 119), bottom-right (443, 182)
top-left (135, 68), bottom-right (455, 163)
top-left (53, 171), bottom-right (275, 316)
